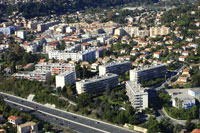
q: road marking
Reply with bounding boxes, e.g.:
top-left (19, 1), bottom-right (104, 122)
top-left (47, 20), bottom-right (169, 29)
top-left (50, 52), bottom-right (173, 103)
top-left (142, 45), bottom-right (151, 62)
top-left (1, 92), bottom-right (135, 133)
top-left (5, 99), bottom-right (110, 133)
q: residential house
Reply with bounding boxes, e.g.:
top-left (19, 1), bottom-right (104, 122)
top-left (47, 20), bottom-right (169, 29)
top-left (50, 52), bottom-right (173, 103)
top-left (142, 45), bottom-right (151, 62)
top-left (8, 116), bottom-right (22, 126)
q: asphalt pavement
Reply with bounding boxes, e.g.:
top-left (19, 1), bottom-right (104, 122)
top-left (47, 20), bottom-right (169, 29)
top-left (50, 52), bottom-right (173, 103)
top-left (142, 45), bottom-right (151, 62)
top-left (0, 92), bottom-right (136, 133)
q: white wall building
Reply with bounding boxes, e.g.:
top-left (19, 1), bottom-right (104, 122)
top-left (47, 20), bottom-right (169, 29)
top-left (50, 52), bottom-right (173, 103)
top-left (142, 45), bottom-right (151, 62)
top-left (76, 73), bottom-right (118, 94)
top-left (126, 81), bottom-right (148, 110)
top-left (166, 89), bottom-right (197, 109)
top-left (130, 64), bottom-right (167, 82)
top-left (35, 62), bottom-right (75, 75)
top-left (56, 71), bottom-right (76, 88)
top-left (13, 70), bottom-right (51, 82)
top-left (99, 61), bottom-right (131, 76)
top-left (16, 30), bottom-right (26, 39)
top-left (20, 43), bottom-right (37, 53)
top-left (48, 48), bottom-right (97, 62)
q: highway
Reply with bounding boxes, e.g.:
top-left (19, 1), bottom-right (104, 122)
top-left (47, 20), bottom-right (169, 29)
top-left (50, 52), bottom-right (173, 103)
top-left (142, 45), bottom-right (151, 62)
top-left (0, 92), bottom-right (136, 133)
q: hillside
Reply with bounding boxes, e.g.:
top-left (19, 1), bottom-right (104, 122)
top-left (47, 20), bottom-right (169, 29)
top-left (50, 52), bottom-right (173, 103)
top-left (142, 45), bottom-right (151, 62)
top-left (0, 0), bottom-right (159, 19)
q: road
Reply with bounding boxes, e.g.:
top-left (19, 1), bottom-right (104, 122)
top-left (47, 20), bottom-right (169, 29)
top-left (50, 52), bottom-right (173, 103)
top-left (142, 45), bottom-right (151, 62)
top-left (0, 92), bottom-right (136, 133)
top-left (153, 64), bottom-right (185, 91)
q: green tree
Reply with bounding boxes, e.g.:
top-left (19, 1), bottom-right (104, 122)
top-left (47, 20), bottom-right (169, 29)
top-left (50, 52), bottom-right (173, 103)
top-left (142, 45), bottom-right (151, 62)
top-left (43, 123), bottom-right (50, 132)
top-left (82, 65), bottom-right (87, 79)
top-left (147, 116), bottom-right (161, 133)
top-left (66, 83), bottom-right (73, 95)
top-left (160, 117), bottom-right (173, 132)
top-left (173, 124), bottom-right (182, 133)
top-left (11, 61), bottom-right (16, 73)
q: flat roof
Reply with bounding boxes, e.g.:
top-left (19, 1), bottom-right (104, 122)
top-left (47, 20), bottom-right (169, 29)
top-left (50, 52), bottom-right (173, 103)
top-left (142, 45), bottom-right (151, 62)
top-left (77, 73), bottom-right (118, 84)
top-left (132, 64), bottom-right (166, 72)
top-left (126, 81), bottom-right (148, 94)
top-left (101, 61), bottom-right (130, 67)
top-left (166, 89), bottom-right (195, 101)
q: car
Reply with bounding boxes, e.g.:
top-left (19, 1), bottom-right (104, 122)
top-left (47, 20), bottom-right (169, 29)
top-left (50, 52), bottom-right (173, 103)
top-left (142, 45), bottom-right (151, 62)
top-left (72, 116), bottom-right (76, 118)
top-left (95, 121), bottom-right (100, 124)
top-left (33, 105), bottom-right (37, 110)
top-left (20, 108), bottom-right (23, 111)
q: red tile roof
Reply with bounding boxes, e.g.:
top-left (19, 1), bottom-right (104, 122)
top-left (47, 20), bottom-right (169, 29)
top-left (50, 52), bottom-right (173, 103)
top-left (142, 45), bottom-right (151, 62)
top-left (8, 116), bottom-right (20, 121)
top-left (192, 129), bottom-right (200, 133)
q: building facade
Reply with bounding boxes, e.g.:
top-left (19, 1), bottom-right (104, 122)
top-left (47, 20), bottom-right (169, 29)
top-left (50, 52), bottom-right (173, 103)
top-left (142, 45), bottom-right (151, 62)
top-left (150, 26), bottom-right (170, 37)
top-left (35, 62), bottom-right (75, 75)
top-left (126, 81), bottom-right (148, 110)
top-left (48, 49), bottom-right (97, 62)
top-left (56, 71), bottom-right (76, 88)
top-left (99, 61), bottom-right (131, 76)
top-left (76, 73), bottom-right (118, 94)
top-left (130, 64), bottom-right (167, 82)
top-left (17, 122), bottom-right (38, 133)
top-left (13, 70), bottom-right (51, 82)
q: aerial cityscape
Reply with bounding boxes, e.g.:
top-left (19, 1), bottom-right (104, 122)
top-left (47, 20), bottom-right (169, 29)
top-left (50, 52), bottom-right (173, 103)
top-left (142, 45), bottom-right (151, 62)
top-left (0, 0), bottom-right (199, 133)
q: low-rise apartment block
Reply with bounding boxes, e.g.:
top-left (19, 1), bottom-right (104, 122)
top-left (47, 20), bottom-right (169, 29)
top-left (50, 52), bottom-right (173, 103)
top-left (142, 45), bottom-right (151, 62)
top-left (35, 62), bottom-right (75, 75)
top-left (56, 71), bottom-right (76, 88)
top-left (48, 49), bottom-right (97, 62)
top-left (126, 81), bottom-right (148, 110)
top-left (99, 61), bottom-right (131, 76)
top-left (130, 64), bottom-right (167, 82)
top-left (13, 70), bottom-right (51, 82)
top-left (76, 73), bottom-right (118, 94)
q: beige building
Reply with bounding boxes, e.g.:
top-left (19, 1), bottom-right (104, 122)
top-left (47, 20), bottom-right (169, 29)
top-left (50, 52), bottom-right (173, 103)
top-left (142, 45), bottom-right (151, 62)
top-left (150, 26), bottom-right (170, 37)
top-left (17, 122), bottom-right (38, 133)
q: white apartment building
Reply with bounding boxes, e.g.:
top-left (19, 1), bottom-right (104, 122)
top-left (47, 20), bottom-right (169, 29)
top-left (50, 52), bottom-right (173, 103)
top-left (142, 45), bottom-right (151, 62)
top-left (13, 70), bottom-right (51, 82)
top-left (150, 26), bottom-right (170, 37)
top-left (99, 61), bottom-right (131, 76)
top-left (48, 48), bottom-right (97, 62)
top-left (129, 27), bottom-right (149, 37)
top-left (56, 71), bottom-right (76, 88)
top-left (126, 81), bottom-right (148, 110)
top-left (16, 30), bottom-right (26, 39)
top-left (76, 73), bottom-right (118, 94)
top-left (20, 43), bottom-right (37, 53)
top-left (130, 64), bottom-right (167, 82)
top-left (35, 62), bottom-right (75, 75)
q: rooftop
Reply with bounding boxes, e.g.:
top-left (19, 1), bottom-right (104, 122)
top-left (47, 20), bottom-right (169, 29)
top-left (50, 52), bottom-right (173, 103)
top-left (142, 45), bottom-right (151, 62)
top-left (126, 81), bottom-right (148, 94)
top-left (18, 122), bottom-right (36, 128)
top-left (77, 73), bottom-right (118, 84)
top-left (132, 64), bottom-right (166, 72)
top-left (8, 116), bottom-right (20, 121)
top-left (57, 70), bottom-right (74, 77)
